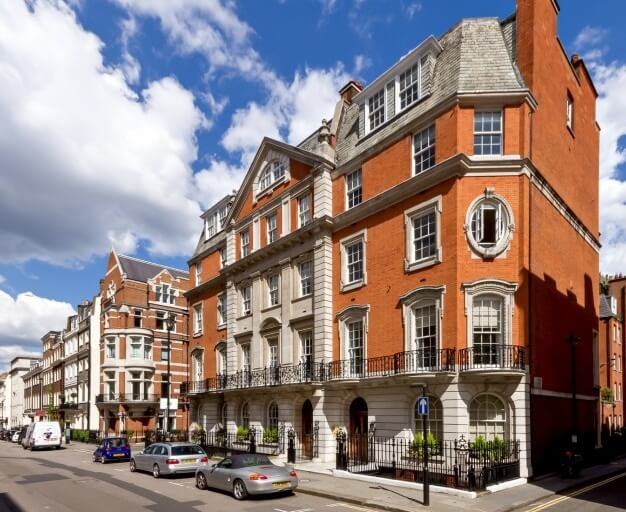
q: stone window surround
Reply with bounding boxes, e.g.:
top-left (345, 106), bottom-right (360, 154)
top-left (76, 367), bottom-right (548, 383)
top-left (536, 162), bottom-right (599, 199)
top-left (292, 253), bottom-right (314, 299)
top-left (340, 229), bottom-right (368, 292)
top-left (404, 195), bottom-right (442, 272)
top-left (253, 151), bottom-right (291, 202)
top-left (464, 189), bottom-right (515, 259)
top-left (127, 335), bottom-right (152, 361)
top-left (191, 347), bottom-right (204, 382)
top-left (400, 285), bottom-right (445, 353)
top-left (468, 392), bottom-right (511, 441)
top-left (105, 335), bottom-right (118, 360)
top-left (463, 279), bottom-right (517, 349)
top-left (337, 304), bottom-right (370, 362)
top-left (192, 302), bottom-right (203, 336)
top-left (217, 292), bottom-right (227, 328)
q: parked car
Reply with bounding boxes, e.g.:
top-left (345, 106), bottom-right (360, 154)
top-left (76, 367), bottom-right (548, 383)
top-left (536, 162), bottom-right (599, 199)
top-left (130, 442), bottom-right (208, 478)
top-left (93, 437), bottom-right (131, 463)
top-left (17, 425), bottom-right (29, 444)
top-left (195, 454), bottom-right (298, 500)
top-left (0, 429), bottom-right (7, 440)
top-left (27, 422), bottom-right (61, 450)
top-left (21, 424), bottom-right (35, 449)
top-left (11, 430), bottom-right (20, 443)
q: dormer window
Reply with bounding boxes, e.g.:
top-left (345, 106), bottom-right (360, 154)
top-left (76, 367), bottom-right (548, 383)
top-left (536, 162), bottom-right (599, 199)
top-left (205, 215), bottom-right (216, 239)
top-left (155, 284), bottom-right (176, 305)
top-left (259, 160), bottom-right (286, 192)
top-left (399, 62), bottom-right (420, 110)
top-left (368, 89), bottom-right (385, 131)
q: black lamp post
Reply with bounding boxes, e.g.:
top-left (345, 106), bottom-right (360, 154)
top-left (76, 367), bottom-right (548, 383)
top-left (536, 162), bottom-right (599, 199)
top-left (413, 383), bottom-right (429, 507)
top-left (165, 313), bottom-right (176, 433)
top-left (38, 375), bottom-right (43, 422)
top-left (567, 333), bottom-right (581, 448)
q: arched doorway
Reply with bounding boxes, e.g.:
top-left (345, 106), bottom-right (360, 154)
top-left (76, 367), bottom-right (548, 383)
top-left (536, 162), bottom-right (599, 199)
top-left (349, 397), bottom-right (368, 463)
top-left (302, 399), bottom-right (313, 458)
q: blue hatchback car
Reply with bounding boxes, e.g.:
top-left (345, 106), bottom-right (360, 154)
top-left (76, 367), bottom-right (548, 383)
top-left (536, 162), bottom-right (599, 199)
top-left (93, 437), bottom-right (131, 464)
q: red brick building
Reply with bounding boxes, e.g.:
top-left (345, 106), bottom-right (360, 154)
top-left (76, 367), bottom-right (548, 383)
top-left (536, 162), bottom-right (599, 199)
top-left (97, 249), bottom-right (191, 437)
top-left (184, 0), bottom-right (599, 478)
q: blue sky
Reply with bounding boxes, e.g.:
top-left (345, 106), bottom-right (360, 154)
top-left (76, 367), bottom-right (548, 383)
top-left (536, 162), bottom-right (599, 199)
top-left (1, 0), bottom-right (625, 367)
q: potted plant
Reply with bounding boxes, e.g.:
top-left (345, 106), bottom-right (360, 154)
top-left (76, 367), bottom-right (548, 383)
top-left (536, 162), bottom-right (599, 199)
top-left (235, 426), bottom-right (249, 443)
top-left (262, 426), bottom-right (278, 444)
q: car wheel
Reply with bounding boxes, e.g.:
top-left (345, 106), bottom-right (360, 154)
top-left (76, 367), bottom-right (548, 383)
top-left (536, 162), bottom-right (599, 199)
top-left (129, 459), bottom-right (136, 472)
top-left (232, 479), bottom-right (248, 501)
top-left (152, 464), bottom-right (160, 479)
top-left (100, 456), bottom-right (106, 464)
top-left (196, 472), bottom-right (207, 490)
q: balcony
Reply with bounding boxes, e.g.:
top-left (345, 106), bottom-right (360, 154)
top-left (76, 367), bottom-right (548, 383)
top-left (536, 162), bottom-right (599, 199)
top-left (458, 345), bottom-right (526, 374)
top-left (95, 393), bottom-right (162, 404)
top-left (58, 402), bottom-right (80, 410)
top-left (182, 348), bottom-right (456, 394)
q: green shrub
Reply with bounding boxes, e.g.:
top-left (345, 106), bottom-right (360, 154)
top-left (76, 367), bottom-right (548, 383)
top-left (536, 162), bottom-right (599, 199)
top-left (410, 432), bottom-right (439, 458)
top-left (236, 426), bottom-right (249, 443)
top-left (263, 427), bottom-right (278, 444)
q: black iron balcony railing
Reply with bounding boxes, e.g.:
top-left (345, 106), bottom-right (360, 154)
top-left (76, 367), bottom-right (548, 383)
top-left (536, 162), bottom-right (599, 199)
top-left (95, 393), bottom-right (162, 404)
top-left (458, 345), bottom-right (526, 372)
top-left (57, 402), bottom-right (80, 410)
top-left (182, 348), bottom-right (456, 394)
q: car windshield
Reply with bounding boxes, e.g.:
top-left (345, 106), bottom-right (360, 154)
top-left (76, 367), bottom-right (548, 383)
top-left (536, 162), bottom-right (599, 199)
top-left (232, 454), bottom-right (272, 468)
top-left (171, 445), bottom-right (204, 456)
top-left (108, 438), bottom-right (128, 448)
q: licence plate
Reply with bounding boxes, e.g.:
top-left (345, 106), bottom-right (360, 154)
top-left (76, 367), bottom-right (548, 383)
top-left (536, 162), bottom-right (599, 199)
top-left (183, 459), bottom-right (197, 464)
top-left (49, 437), bottom-right (57, 442)
top-left (113, 453), bottom-right (125, 458)
top-left (272, 482), bottom-right (289, 488)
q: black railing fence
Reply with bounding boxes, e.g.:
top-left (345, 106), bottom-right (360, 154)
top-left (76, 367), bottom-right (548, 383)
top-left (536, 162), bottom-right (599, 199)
top-left (458, 345), bottom-right (526, 372)
top-left (336, 432), bottom-right (521, 491)
top-left (183, 348), bottom-right (458, 394)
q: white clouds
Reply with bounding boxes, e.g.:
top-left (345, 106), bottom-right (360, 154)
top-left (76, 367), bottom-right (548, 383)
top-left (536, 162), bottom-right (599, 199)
top-left (573, 26), bottom-right (626, 273)
top-left (404, 2), bottom-right (422, 20)
top-left (0, 289), bottom-right (75, 367)
top-left (0, 0), bottom-right (214, 265)
top-left (319, 0), bottom-right (338, 15)
top-left (353, 54), bottom-right (371, 76)
top-left (0, 275), bottom-right (5, 285)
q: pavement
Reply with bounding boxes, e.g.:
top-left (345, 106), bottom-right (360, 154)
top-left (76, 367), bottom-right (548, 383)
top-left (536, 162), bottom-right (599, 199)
top-left (292, 457), bottom-right (626, 512)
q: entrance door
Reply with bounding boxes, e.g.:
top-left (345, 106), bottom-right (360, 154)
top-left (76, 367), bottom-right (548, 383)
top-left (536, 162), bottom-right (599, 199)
top-left (302, 399), bottom-right (313, 458)
top-left (349, 397), bottom-right (368, 464)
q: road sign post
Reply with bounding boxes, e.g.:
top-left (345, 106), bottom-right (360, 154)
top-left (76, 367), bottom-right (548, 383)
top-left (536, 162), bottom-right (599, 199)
top-left (417, 389), bottom-right (430, 507)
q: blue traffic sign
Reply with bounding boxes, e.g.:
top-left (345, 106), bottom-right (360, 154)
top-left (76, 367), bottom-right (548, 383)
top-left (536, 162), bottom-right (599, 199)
top-left (417, 396), bottom-right (429, 416)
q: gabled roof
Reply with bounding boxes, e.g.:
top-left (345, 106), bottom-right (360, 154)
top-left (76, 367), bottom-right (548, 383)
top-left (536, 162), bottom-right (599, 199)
top-left (600, 294), bottom-right (618, 320)
top-left (118, 254), bottom-right (189, 282)
top-left (227, 137), bottom-right (334, 224)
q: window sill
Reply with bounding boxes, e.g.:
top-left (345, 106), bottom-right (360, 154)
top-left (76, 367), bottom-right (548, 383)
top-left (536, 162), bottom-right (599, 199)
top-left (193, 332), bottom-right (203, 338)
top-left (217, 323), bottom-right (227, 331)
top-left (261, 304), bottom-right (281, 314)
top-left (292, 294), bottom-right (312, 304)
top-left (405, 256), bottom-right (440, 273)
top-left (255, 175), bottom-right (289, 202)
top-left (236, 313), bottom-right (252, 321)
top-left (340, 280), bottom-right (366, 293)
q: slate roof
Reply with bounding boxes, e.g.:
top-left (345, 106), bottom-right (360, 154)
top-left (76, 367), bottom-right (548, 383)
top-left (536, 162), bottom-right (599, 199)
top-left (335, 16), bottom-right (526, 165)
top-left (600, 294), bottom-right (617, 320)
top-left (118, 254), bottom-right (188, 282)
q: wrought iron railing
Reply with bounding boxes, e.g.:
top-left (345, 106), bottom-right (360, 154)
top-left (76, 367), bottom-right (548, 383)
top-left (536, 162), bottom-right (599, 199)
top-left (182, 348), bottom-right (456, 394)
top-left (458, 345), bottom-right (526, 372)
top-left (336, 432), bottom-right (521, 491)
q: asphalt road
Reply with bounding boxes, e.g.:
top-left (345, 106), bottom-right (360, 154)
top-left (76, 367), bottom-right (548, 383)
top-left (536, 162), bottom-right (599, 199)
top-left (0, 441), bottom-right (377, 512)
top-left (514, 471), bottom-right (626, 512)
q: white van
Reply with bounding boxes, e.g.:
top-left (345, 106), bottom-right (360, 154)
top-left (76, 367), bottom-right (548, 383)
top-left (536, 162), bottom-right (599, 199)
top-left (28, 422), bottom-right (62, 450)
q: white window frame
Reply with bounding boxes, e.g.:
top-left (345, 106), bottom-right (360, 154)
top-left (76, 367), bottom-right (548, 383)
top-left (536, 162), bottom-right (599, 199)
top-left (104, 370), bottom-right (117, 400)
top-left (297, 193), bottom-right (312, 227)
top-left (266, 211), bottom-right (278, 244)
top-left (240, 229), bottom-right (250, 258)
top-left (337, 305), bottom-right (369, 377)
top-left (240, 343), bottom-right (251, 373)
top-left (155, 283), bottom-right (176, 305)
top-left (404, 195), bottom-right (442, 272)
top-left (195, 263), bottom-right (201, 286)
top-left (413, 124), bottom-right (436, 175)
top-left (298, 260), bottom-right (313, 298)
top-left (192, 349), bottom-right (204, 382)
top-left (398, 61), bottom-right (420, 110)
top-left (219, 248), bottom-right (227, 269)
top-left (193, 303), bottom-right (203, 335)
top-left (345, 169), bottom-right (362, 210)
top-left (367, 88), bottom-right (385, 132)
top-left (240, 285), bottom-right (252, 317)
top-left (463, 279), bottom-right (517, 360)
top-left (267, 274), bottom-right (280, 307)
top-left (105, 336), bottom-right (117, 360)
top-left (217, 293), bottom-right (227, 327)
top-left (469, 393), bottom-right (508, 441)
top-left (128, 335), bottom-right (152, 361)
top-left (465, 190), bottom-right (515, 259)
top-left (400, 285), bottom-right (445, 367)
top-left (473, 111), bottom-right (503, 157)
top-left (216, 347), bottom-right (226, 375)
top-left (127, 370), bottom-right (152, 400)
top-left (267, 337), bottom-right (279, 368)
top-left (218, 206), bottom-right (228, 229)
top-left (566, 92), bottom-right (574, 131)
top-left (205, 214), bottom-right (216, 239)
top-left (299, 329), bottom-right (313, 366)
top-left (340, 229), bottom-right (367, 292)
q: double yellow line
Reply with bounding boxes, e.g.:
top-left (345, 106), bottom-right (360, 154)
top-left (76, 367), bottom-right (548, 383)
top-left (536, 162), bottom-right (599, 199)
top-left (525, 471), bottom-right (626, 512)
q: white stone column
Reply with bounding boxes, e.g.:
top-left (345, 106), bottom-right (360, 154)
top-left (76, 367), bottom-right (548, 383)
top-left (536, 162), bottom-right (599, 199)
top-left (313, 234), bottom-right (333, 362)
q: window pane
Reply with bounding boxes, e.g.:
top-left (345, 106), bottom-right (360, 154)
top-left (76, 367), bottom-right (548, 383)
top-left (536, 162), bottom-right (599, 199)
top-left (412, 210), bottom-right (437, 262)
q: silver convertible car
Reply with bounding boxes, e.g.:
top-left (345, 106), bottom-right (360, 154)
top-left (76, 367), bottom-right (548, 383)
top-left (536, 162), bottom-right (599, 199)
top-left (130, 442), bottom-right (208, 478)
top-left (195, 454), bottom-right (298, 500)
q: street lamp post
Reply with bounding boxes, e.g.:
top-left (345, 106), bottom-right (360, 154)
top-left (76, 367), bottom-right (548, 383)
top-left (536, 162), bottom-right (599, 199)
top-left (413, 383), bottom-right (429, 507)
top-left (568, 333), bottom-right (581, 448)
top-left (38, 375), bottom-right (43, 422)
top-left (165, 313), bottom-right (176, 434)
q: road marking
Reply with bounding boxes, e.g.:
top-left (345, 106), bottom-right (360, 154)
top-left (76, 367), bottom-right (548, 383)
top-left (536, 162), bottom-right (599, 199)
top-left (168, 482), bottom-right (185, 487)
top-left (273, 508), bottom-right (290, 512)
top-left (326, 504), bottom-right (373, 512)
top-left (113, 468), bottom-right (125, 472)
top-left (525, 472), bottom-right (626, 512)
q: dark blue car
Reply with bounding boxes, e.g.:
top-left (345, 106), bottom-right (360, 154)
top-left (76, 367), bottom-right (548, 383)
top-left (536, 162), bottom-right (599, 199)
top-left (93, 437), bottom-right (131, 464)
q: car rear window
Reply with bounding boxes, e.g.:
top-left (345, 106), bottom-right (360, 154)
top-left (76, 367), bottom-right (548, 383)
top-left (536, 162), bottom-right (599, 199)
top-left (171, 445), bottom-right (205, 456)
top-left (109, 438), bottom-right (128, 448)
top-left (232, 454), bottom-right (272, 468)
